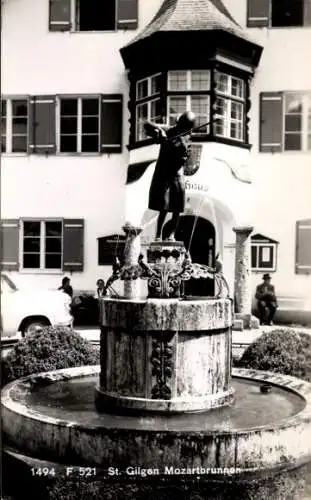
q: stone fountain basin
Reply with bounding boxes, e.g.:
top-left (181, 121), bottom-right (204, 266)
top-left (2, 366), bottom-right (311, 475)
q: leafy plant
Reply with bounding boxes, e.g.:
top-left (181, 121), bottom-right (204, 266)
top-left (1, 326), bottom-right (99, 387)
top-left (236, 329), bottom-right (311, 382)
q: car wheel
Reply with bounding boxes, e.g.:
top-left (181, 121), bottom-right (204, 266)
top-left (22, 318), bottom-right (50, 337)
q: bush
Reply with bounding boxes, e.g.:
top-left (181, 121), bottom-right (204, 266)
top-left (1, 326), bottom-right (100, 387)
top-left (237, 328), bottom-right (311, 382)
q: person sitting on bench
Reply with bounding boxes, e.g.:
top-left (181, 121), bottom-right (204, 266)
top-left (255, 273), bottom-right (278, 325)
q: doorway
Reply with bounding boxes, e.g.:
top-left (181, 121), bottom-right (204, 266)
top-left (163, 216), bottom-right (216, 297)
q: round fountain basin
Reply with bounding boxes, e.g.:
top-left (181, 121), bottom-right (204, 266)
top-left (2, 366), bottom-right (311, 475)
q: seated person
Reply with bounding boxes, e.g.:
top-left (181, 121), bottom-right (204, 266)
top-left (255, 273), bottom-right (278, 325)
top-left (58, 276), bottom-right (73, 298)
top-left (96, 278), bottom-right (106, 298)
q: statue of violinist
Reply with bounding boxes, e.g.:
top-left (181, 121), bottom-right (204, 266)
top-left (144, 111), bottom-right (196, 241)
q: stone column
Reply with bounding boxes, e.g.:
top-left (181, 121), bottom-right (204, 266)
top-left (122, 224), bottom-right (142, 299)
top-left (233, 226), bottom-right (255, 329)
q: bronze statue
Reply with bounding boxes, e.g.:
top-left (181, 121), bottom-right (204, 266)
top-left (144, 111), bottom-right (196, 241)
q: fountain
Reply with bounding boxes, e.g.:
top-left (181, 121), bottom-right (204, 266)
top-left (2, 225), bottom-right (311, 499)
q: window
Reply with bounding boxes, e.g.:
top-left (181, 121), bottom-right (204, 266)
top-left (296, 219), bottom-right (311, 274)
top-left (135, 74), bottom-right (162, 141)
top-left (58, 97), bottom-right (100, 153)
top-left (0, 219), bottom-right (84, 272)
top-left (133, 69), bottom-right (248, 145)
top-left (260, 91), bottom-right (311, 152)
top-left (1, 98), bottom-right (29, 153)
top-left (22, 221), bottom-right (63, 270)
top-left (247, 0), bottom-right (311, 28)
top-left (251, 234), bottom-right (278, 272)
top-left (167, 70), bottom-right (211, 134)
top-left (49, 0), bottom-right (138, 32)
top-left (214, 73), bottom-right (245, 141)
top-left (98, 234), bottom-right (126, 265)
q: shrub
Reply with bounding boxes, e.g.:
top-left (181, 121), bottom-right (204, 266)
top-left (1, 326), bottom-right (100, 387)
top-left (237, 328), bottom-right (311, 382)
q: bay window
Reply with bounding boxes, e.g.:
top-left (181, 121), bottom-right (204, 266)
top-left (133, 69), bottom-right (248, 145)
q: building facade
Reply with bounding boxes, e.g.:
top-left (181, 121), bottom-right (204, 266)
top-left (1, 0), bottom-right (311, 319)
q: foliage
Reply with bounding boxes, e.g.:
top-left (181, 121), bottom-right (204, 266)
top-left (1, 326), bottom-right (99, 387)
top-left (236, 329), bottom-right (311, 382)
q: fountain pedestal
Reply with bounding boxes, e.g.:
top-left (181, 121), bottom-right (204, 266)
top-left (96, 297), bottom-right (233, 413)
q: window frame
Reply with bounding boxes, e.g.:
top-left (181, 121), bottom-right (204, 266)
top-left (247, 0), bottom-right (310, 28)
top-left (135, 73), bottom-right (162, 142)
top-left (251, 242), bottom-right (277, 272)
top-left (20, 219), bottom-right (63, 273)
top-left (282, 91), bottom-right (311, 152)
top-left (1, 97), bottom-right (30, 155)
top-left (56, 94), bottom-right (101, 154)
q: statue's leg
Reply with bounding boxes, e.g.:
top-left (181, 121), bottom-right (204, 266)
top-left (156, 210), bottom-right (168, 240)
top-left (166, 212), bottom-right (180, 240)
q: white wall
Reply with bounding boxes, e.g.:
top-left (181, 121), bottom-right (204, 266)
top-left (1, 0), bottom-right (311, 301)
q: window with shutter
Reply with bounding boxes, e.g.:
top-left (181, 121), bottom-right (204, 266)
top-left (259, 92), bottom-right (283, 152)
top-left (247, 0), bottom-right (270, 28)
top-left (101, 95), bottom-right (123, 153)
top-left (0, 220), bottom-right (20, 271)
top-left (296, 219), bottom-right (311, 274)
top-left (63, 219), bottom-right (84, 272)
top-left (117, 0), bottom-right (138, 30)
top-left (49, 0), bottom-right (71, 31)
top-left (29, 96), bottom-right (56, 154)
top-left (247, 0), bottom-right (311, 28)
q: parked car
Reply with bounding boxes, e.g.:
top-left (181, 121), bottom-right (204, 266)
top-left (0, 273), bottom-right (73, 338)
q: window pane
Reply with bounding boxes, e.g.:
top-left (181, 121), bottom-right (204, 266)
top-left (251, 245), bottom-right (257, 268)
top-left (230, 122), bottom-right (242, 140)
top-left (271, 0), bottom-right (303, 27)
top-left (82, 98), bottom-right (99, 116)
top-left (150, 99), bottom-right (162, 122)
top-left (191, 95), bottom-right (209, 133)
top-left (23, 238), bottom-right (40, 252)
top-left (231, 101), bottom-right (243, 120)
top-left (1, 134), bottom-right (6, 153)
top-left (284, 133), bottom-right (302, 151)
top-left (216, 73), bottom-right (229, 94)
top-left (137, 80), bottom-right (148, 100)
top-left (45, 238), bottom-right (62, 253)
top-left (45, 254), bottom-right (62, 269)
top-left (61, 99), bottom-right (78, 116)
top-left (136, 103), bottom-right (148, 140)
top-left (168, 71), bottom-right (187, 91)
top-left (215, 97), bottom-right (228, 118)
top-left (285, 93), bottom-right (303, 114)
top-left (78, 0), bottom-right (116, 31)
top-left (1, 100), bottom-right (6, 116)
top-left (61, 117), bottom-right (78, 134)
top-left (12, 100), bottom-right (28, 116)
top-left (169, 96), bottom-right (187, 116)
top-left (285, 114), bottom-right (302, 132)
top-left (231, 77), bottom-right (244, 98)
top-left (81, 135), bottom-right (99, 152)
top-left (60, 135), bottom-right (77, 152)
top-left (23, 253), bottom-right (40, 269)
top-left (45, 221), bottom-right (62, 236)
top-left (151, 74), bottom-right (161, 95)
top-left (191, 70), bottom-right (210, 91)
top-left (24, 221), bottom-right (41, 236)
top-left (82, 116), bottom-right (99, 134)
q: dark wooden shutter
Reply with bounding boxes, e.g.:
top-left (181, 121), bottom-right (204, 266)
top-left (259, 92), bottom-right (283, 153)
top-left (29, 96), bottom-right (56, 154)
top-left (101, 95), bottom-right (123, 153)
top-left (247, 0), bottom-right (270, 27)
top-left (63, 219), bottom-right (84, 272)
top-left (296, 219), bottom-right (311, 274)
top-left (117, 0), bottom-right (138, 29)
top-left (49, 0), bottom-right (71, 32)
top-left (0, 220), bottom-right (19, 271)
